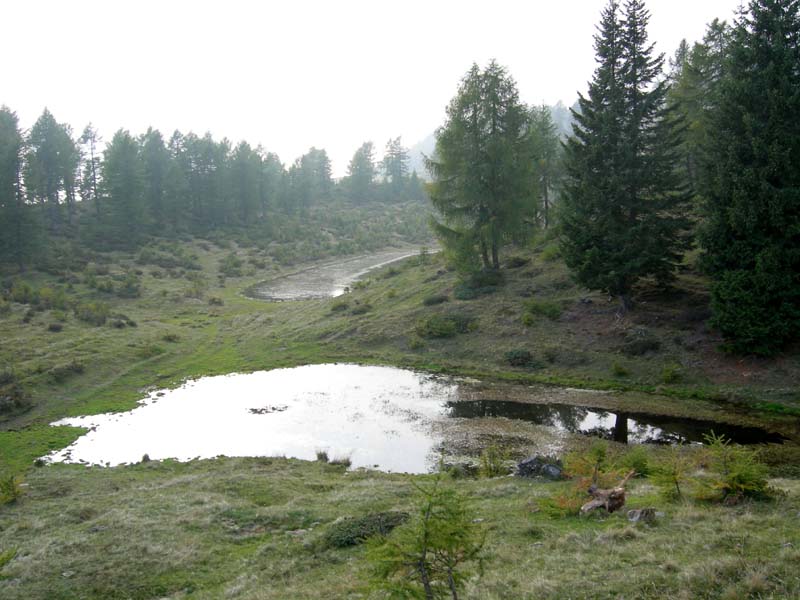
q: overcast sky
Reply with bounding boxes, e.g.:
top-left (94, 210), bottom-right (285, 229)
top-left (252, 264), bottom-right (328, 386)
top-left (3, 0), bottom-right (742, 176)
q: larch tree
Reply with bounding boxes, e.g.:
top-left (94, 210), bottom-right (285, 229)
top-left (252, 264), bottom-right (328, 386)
top-left (700, 0), bottom-right (800, 355)
top-left (560, 0), bottom-right (690, 311)
top-left (427, 60), bottom-right (535, 272)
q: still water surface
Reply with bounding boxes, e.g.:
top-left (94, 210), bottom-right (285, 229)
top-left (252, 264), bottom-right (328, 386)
top-left (47, 365), bottom-right (783, 473)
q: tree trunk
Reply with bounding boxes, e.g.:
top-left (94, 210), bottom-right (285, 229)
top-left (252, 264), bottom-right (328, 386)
top-left (479, 240), bottom-right (490, 270)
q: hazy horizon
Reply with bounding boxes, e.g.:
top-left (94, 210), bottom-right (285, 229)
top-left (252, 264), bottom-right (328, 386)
top-left (3, 0), bottom-right (742, 176)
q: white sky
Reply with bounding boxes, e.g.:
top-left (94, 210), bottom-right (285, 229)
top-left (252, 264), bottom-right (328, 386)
top-left (3, 0), bottom-right (742, 176)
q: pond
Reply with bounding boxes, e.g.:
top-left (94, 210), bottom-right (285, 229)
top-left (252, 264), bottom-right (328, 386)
top-left (47, 365), bottom-right (785, 473)
top-left (245, 248), bottom-right (422, 301)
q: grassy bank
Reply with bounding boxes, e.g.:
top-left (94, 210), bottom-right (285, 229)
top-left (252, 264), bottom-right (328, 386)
top-left (1, 457), bottom-right (799, 599)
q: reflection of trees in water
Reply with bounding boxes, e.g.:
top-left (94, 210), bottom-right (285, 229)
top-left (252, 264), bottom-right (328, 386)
top-left (445, 400), bottom-right (784, 446)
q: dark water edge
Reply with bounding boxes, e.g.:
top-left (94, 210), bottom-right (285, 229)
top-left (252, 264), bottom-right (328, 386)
top-left (447, 399), bottom-right (787, 445)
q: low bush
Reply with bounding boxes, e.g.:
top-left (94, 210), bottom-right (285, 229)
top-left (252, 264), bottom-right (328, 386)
top-left (49, 360), bottom-right (85, 383)
top-left (661, 363), bottom-right (682, 384)
top-left (74, 301), bottom-right (110, 326)
top-left (611, 362), bottom-right (630, 377)
top-left (523, 298), bottom-right (562, 321)
top-left (350, 302), bottom-right (372, 315)
top-left (324, 511), bottom-right (409, 548)
top-left (479, 444), bottom-right (511, 477)
top-left (208, 296), bottom-right (224, 306)
top-left (422, 294), bottom-right (449, 306)
top-left (506, 255), bottom-right (530, 268)
top-left (699, 432), bottom-right (772, 502)
top-left (47, 323), bottom-right (63, 333)
top-left (162, 333), bottom-right (180, 343)
top-left (330, 300), bottom-right (349, 313)
top-left (0, 369), bottom-right (29, 415)
top-left (0, 475), bottom-right (23, 505)
top-left (219, 252), bottom-right (244, 277)
top-left (540, 243), bottom-right (561, 262)
top-left (621, 337), bottom-right (661, 356)
top-left (504, 349), bottom-right (536, 368)
top-left (415, 313), bottom-right (475, 339)
top-left (116, 272), bottom-right (142, 298)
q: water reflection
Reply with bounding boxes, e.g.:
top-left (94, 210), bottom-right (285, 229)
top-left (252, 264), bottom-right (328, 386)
top-left (446, 400), bottom-right (785, 445)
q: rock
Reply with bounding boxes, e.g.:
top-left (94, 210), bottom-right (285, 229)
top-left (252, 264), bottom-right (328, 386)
top-left (627, 508), bottom-right (657, 523)
top-left (516, 456), bottom-right (563, 480)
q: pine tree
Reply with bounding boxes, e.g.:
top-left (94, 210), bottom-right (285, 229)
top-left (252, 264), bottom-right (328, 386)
top-left (700, 0), bottom-right (800, 355)
top-left (428, 60), bottom-right (535, 271)
top-left (345, 141), bottom-right (376, 203)
top-left (528, 105), bottom-right (562, 228)
top-left (560, 0), bottom-right (689, 310)
top-left (0, 106), bottom-right (40, 269)
top-left (102, 129), bottom-right (145, 245)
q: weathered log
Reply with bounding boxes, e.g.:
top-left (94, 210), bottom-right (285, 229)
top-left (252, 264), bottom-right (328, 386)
top-left (580, 470), bottom-right (635, 515)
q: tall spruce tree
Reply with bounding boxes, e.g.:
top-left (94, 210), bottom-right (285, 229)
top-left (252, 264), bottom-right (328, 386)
top-left (428, 60), bottom-right (534, 271)
top-left (560, 0), bottom-right (689, 310)
top-left (700, 0), bottom-right (800, 355)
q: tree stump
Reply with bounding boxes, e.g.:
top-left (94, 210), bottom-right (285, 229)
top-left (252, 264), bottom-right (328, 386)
top-left (580, 470), bottom-right (635, 515)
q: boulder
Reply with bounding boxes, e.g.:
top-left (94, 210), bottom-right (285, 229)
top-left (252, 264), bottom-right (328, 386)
top-left (516, 456), bottom-right (563, 480)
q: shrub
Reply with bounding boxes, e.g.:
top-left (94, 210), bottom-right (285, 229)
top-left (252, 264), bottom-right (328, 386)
top-left (540, 243), bottom-right (561, 262)
top-left (315, 450), bottom-right (329, 463)
top-left (611, 362), bottom-right (630, 377)
top-left (415, 313), bottom-right (475, 339)
top-left (138, 344), bottom-right (166, 359)
top-left (0, 475), bottom-right (23, 505)
top-left (10, 280), bottom-right (37, 304)
top-left (74, 301), bottom-right (110, 326)
top-left (47, 323), bottom-right (63, 333)
top-left (219, 252), bottom-right (244, 277)
top-left (700, 432), bottom-right (772, 502)
top-left (621, 337), bottom-right (661, 356)
top-left (661, 363), bottom-right (682, 384)
top-left (162, 333), bottom-right (180, 343)
top-left (422, 294), bottom-right (449, 306)
top-left (324, 512), bottom-right (409, 548)
top-left (330, 456), bottom-right (352, 468)
top-left (479, 444), bottom-right (510, 477)
top-left (350, 302), bottom-right (372, 315)
top-left (208, 296), bottom-right (224, 306)
top-left (0, 299), bottom-right (10, 316)
top-left (116, 272), bottom-right (142, 298)
top-left (523, 298), bottom-right (562, 321)
top-left (504, 349), bottom-right (535, 368)
top-left (506, 255), bottom-right (530, 268)
top-left (330, 300), bottom-right (349, 313)
top-left (0, 369), bottom-right (30, 415)
top-left (619, 446), bottom-right (652, 477)
top-left (49, 361), bottom-right (85, 383)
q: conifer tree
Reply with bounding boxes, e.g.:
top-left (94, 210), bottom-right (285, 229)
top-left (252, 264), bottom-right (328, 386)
top-left (428, 60), bottom-right (534, 271)
top-left (700, 0), bottom-right (800, 355)
top-left (560, 0), bottom-right (689, 310)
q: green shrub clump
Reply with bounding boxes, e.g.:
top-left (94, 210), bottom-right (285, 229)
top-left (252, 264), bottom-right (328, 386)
top-left (523, 298), bottom-right (562, 321)
top-left (324, 511), bottom-right (409, 548)
top-left (504, 349), bottom-right (536, 368)
top-left (422, 294), bottom-right (449, 306)
top-left (415, 313), bottom-right (475, 338)
top-left (74, 301), bottom-right (110, 326)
